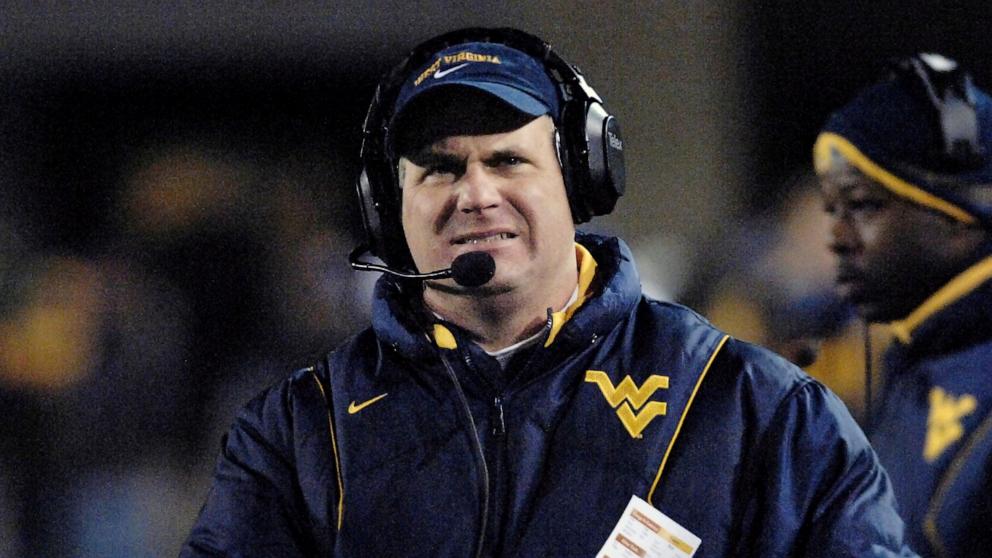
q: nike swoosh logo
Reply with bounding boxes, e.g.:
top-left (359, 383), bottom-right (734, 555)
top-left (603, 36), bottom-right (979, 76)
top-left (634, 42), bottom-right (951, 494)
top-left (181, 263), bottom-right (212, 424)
top-left (348, 393), bottom-right (389, 414)
top-left (433, 63), bottom-right (470, 79)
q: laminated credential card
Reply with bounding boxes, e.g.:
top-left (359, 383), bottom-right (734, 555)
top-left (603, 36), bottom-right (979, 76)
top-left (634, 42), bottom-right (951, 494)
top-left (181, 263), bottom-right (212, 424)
top-left (596, 495), bottom-right (701, 558)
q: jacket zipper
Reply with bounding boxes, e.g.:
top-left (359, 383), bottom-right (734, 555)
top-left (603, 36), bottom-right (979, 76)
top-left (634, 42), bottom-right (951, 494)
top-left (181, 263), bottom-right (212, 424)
top-left (493, 396), bottom-right (506, 436)
top-left (483, 395), bottom-right (508, 557)
top-left (437, 350), bottom-right (490, 558)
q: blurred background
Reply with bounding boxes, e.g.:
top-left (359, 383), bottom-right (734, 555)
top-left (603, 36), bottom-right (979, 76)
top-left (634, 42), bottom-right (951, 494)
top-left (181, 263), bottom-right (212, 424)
top-left (1, 2), bottom-right (990, 556)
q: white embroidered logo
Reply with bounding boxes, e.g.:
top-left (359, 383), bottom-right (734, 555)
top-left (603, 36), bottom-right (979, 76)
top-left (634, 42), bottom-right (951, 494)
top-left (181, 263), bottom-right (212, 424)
top-left (433, 63), bottom-right (470, 80)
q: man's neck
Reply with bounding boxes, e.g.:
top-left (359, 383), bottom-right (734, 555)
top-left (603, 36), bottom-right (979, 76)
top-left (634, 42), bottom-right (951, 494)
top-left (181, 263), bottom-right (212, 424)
top-left (423, 270), bottom-right (578, 353)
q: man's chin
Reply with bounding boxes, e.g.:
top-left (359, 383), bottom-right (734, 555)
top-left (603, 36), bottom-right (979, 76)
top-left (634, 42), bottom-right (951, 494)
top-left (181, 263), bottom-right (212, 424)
top-left (849, 298), bottom-right (907, 324)
top-left (424, 278), bottom-right (513, 297)
top-left (853, 301), bottom-right (885, 324)
top-left (838, 284), bottom-right (884, 322)
top-left (838, 280), bottom-right (919, 323)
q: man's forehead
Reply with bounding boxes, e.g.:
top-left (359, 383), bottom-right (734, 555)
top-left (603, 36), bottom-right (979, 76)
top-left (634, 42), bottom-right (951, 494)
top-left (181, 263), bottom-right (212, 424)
top-left (401, 116), bottom-right (552, 166)
top-left (818, 152), bottom-right (879, 190)
top-left (432, 116), bottom-right (550, 148)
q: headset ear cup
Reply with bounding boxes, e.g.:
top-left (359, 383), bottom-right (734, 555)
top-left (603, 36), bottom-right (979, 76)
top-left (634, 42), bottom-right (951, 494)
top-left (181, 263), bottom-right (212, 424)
top-left (555, 104), bottom-right (584, 223)
top-left (561, 99), bottom-right (625, 223)
top-left (584, 102), bottom-right (625, 217)
top-left (891, 54), bottom-right (986, 170)
top-left (357, 158), bottom-right (413, 269)
top-left (356, 167), bottom-right (383, 254)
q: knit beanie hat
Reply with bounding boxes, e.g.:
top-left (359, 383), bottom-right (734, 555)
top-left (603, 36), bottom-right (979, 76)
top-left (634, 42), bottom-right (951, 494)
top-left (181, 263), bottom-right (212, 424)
top-left (814, 53), bottom-right (992, 227)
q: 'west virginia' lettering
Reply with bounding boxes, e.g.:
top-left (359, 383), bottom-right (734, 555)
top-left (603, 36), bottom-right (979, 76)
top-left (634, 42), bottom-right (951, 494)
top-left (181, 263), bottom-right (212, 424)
top-left (442, 52), bottom-right (501, 65)
top-left (413, 51), bottom-right (502, 86)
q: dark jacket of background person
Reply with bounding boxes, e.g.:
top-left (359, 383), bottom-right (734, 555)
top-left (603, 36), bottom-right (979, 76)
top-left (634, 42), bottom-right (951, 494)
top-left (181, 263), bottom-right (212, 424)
top-left (869, 252), bottom-right (992, 557)
top-left (181, 233), bottom-right (915, 557)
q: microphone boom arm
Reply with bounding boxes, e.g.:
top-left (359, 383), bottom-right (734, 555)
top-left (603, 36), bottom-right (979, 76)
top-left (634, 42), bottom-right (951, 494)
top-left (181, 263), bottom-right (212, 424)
top-left (349, 244), bottom-right (495, 288)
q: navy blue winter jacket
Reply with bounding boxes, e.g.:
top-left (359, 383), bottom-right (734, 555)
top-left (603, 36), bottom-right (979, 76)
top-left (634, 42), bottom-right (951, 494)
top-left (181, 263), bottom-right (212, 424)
top-left (182, 233), bottom-right (915, 557)
top-left (870, 254), bottom-right (992, 557)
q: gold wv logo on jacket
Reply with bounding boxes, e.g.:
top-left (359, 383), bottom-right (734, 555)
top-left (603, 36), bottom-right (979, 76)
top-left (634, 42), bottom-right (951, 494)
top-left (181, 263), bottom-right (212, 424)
top-left (924, 386), bottom-right (977, 462)
top-left (585, 370), bottom-right (669, 438)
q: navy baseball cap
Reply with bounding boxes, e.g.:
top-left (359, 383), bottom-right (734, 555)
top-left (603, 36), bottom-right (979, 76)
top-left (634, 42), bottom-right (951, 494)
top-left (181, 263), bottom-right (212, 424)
top-left (390, 41), bottom-right (560, 135)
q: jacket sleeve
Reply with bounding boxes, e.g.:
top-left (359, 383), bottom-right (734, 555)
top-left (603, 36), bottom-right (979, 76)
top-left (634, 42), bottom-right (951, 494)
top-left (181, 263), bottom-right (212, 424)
top-left (180, 375), bottom-right (325, 557)
top-left (757, 380), bottom-right (919, 558)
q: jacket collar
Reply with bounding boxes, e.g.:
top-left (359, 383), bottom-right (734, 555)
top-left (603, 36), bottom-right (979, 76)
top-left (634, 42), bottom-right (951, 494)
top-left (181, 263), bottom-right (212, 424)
top-left (888, 254), bottom-right (992, 356)
top-left (369, 232), bottom-right (642, 362)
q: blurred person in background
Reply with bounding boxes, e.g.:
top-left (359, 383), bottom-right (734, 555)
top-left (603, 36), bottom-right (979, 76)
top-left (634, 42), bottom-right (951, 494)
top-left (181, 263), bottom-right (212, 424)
top-left (0, 185), bottom-right (202, 556)
top-left (702, 173), bottom-right (887, 424)
top-left (0, 140), bottom-right (365, 556)
top-left (817, 53), bottom-right (992, 557)
top-left (183, 27), bottom-right (914, 557)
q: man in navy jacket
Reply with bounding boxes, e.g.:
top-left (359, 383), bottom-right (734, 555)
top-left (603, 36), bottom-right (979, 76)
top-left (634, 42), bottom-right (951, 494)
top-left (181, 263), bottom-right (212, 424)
top-left (182, 28), bottom-right (915, 557)
top-left (817, 54), bottom-right (992, 557)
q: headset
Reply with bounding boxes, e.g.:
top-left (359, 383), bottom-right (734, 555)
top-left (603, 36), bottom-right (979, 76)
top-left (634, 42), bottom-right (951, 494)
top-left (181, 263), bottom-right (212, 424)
top-left (354, 27), bottom-right (626, 271)
top-left (891, 53), bottom-right (987, 172)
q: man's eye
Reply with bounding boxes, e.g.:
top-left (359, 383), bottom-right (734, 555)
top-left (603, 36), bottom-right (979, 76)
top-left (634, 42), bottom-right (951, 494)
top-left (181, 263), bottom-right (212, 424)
top-left (424, 164), bottom-right (458, 178)
top-left (490, 155), bottom-right (523, 168)
top-left (848, 198), bottom-right (885, 213)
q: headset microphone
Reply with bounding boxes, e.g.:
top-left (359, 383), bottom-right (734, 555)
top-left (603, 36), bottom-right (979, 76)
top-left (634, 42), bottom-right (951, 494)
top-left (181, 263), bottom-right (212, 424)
top-left (448, 251), bottom-right (497, 287)
top-left (350, 247), bottom-right (496, 287)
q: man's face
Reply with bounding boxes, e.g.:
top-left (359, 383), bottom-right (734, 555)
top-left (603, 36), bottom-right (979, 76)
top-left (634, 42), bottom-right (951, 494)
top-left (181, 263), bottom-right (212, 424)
top-left (399, 115), bottom-right (576, 296)
top-left (819, 156), bottom-right (968, 322)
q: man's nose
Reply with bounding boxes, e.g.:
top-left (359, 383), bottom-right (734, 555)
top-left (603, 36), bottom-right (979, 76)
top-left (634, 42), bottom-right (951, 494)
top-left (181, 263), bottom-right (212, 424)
top-left (456, 164), bottom-right (501, 214)
top-left (828, 216), bottom-right (859, 255)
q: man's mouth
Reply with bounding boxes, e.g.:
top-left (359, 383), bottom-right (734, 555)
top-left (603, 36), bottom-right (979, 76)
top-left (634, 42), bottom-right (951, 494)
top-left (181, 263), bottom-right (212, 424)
top-left (453, 232), bottom-right (517, 245)
top-left (834, 265), bottom-right (872, 303)
top-left (835, 271), bottom-right (860, 285)
top-left (834, 260), bottom-right (862, 283)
